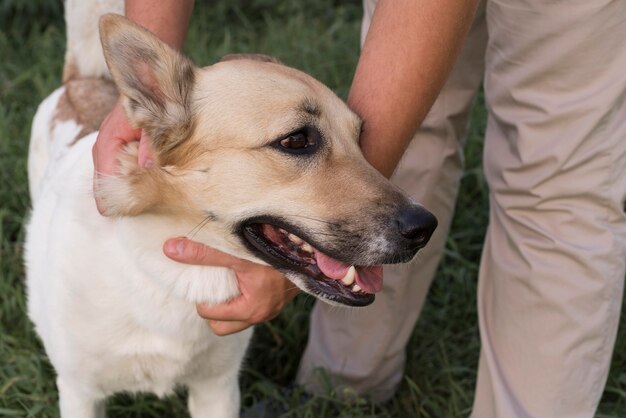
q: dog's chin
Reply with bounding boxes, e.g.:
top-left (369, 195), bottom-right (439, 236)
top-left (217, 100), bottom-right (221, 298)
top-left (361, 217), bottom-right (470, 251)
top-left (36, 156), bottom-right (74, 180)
top-left (238, 217), bottom-right (378, 307)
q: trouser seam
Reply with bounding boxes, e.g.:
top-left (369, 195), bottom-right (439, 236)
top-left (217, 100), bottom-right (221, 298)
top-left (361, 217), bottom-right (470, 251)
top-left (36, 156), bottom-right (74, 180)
top-left (589, 91), bottom-right (626, 406)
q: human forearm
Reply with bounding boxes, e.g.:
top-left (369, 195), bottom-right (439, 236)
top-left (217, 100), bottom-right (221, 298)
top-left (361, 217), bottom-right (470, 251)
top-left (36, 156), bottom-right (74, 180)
top-left (125, 0), bottom-right (195, 49)
top-left (348, 0), bottom-right (478, 178)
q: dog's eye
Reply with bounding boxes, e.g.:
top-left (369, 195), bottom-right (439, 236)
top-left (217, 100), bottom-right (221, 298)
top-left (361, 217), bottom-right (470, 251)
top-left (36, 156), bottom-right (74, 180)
top-left (273, 128), bottom-right (320, 155)
top-left (280, 132), bottom-right (310, 149)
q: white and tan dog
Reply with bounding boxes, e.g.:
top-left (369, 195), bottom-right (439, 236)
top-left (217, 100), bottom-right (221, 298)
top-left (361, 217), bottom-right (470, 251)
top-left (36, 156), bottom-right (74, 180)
top-left (25, 1), bottom-right (437, 417)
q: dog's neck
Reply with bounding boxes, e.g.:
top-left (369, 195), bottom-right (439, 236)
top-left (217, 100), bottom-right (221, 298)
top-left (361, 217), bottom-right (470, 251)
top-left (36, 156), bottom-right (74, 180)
top-left (114, 214), bottom-right (242, 306)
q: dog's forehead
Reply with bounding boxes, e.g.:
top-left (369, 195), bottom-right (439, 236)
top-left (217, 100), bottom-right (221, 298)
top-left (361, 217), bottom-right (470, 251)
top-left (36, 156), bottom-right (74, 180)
top-left (192, 60), bottom-right (361, 141)
top-left (200, 59), bottom-right (321, 93)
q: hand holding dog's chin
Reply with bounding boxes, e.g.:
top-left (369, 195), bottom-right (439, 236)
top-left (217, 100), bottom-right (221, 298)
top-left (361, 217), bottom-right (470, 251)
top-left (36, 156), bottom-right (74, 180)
top-left (93, 100), bottom-right (154, 214)
top-left (163, 237), bottom-right (300, 336)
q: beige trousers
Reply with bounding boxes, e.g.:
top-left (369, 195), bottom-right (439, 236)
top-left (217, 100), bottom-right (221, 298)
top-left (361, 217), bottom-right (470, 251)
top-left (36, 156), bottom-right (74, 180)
top-left (297, 0), bottom-right (626, 416)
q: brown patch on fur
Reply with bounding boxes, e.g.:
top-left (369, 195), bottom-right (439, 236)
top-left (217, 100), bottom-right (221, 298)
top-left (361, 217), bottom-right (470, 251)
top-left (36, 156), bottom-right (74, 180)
top-left (62, 54), bottom-right (80, 83)
top-left (53, 77), bottom-right (119, 142)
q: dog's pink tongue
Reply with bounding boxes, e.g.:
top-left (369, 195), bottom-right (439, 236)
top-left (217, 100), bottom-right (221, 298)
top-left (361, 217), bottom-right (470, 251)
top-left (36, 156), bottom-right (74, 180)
top-left (315, 252), bottom-right (383, 294)
top-left (315, 251), bottom-right (350, 279)
top-left (355, 265), bottom-right (384, 293)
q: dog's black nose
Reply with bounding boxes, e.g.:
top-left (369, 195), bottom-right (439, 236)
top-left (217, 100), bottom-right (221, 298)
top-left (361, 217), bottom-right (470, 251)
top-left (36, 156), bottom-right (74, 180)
top-left (395, 205), bottom-right (438, 248)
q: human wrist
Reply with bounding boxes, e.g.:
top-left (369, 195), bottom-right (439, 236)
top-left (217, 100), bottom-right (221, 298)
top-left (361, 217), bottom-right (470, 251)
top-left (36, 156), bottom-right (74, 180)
top-left (125, 0), bottom-right (194, 50)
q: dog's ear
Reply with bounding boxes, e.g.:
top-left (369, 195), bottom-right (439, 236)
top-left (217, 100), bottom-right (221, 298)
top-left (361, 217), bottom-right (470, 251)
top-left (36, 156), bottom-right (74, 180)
top-left (99, 14), bottom-right (195, 157)
top-left (97, 14), bottom-right (196, 217)
top-left (95, 142), bottom-right (187, 217)
top-left (219, 53), bottom-right (282, 64)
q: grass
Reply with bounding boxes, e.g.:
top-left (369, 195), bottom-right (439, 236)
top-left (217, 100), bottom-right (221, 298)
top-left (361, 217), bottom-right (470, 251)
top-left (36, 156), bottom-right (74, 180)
top-left (1, 1), bottom-right (626, 417)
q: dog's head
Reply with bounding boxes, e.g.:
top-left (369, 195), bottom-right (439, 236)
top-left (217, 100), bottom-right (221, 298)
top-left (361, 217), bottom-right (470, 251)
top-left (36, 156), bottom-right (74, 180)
top-left (98, 14), bottom-right (437, 307)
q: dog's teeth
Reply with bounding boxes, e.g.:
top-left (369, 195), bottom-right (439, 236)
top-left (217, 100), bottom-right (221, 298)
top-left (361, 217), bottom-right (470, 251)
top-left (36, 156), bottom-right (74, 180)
top-left (301, 243), bottom-right (313, 253)
top-left (341, 266), bottom-right (356, 286)
top-left (288, 233), bottom-right (303, 245)
top-left (352, 284), bottom-right (362, 292)
top-left (279, 228), bottom-right (288, 236)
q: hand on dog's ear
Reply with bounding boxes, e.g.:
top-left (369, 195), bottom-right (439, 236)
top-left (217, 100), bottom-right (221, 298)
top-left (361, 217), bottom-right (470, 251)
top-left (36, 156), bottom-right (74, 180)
top-left (99, 14), bottom-right (195, 158)
top-left (96, 14), bottom-right (194, 217)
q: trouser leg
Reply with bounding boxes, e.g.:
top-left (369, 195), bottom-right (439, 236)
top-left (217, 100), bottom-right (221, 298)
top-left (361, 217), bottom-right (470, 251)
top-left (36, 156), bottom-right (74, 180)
top-left (472, 1), bottom-right (626, 417)
top-left (296, 0), bottom-right (487, 402)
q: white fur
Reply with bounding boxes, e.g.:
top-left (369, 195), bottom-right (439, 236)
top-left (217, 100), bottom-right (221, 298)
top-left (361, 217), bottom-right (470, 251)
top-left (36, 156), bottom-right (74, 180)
top-left (28, 87), bottom-right (83, 202)
top-left (26, 2), bottom-right (250, 417)
top-left (25, 128), bottom-right (250, 417)
top-left (64, 0), bottom-right (123, 79)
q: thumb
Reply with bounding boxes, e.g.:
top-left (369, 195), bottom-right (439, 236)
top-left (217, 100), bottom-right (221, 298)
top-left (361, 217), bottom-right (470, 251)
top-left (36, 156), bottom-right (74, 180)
top-left (138, 131), bottom-right (155, 169)
top-left (163, 237), bottom-right (241, 268)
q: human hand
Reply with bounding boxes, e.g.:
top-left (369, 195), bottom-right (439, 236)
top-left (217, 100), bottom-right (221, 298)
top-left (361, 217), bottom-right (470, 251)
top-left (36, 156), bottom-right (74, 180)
top-left (93, 100), bottom-right (154, 214)
top-left (163, 237), bottom-right (300, 336)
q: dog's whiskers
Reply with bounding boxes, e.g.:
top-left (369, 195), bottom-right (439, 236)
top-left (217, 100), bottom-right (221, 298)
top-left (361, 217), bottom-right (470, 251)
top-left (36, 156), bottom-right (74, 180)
top-left (278, 285), bottom-right (300, 296)
top-left (305, 231), bottom-right (343, 238)
top-left (280, 213), bottom-right (340, 226)
top-left (187, 214), bottom-right (213, 239)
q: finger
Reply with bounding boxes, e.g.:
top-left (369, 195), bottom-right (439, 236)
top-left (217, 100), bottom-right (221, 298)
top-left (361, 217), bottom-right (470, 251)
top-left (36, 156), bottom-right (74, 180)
top-left (92, 136), bottom-right (126, 215)
top-left (138, 131), bottom-right (155, 168)
top-left (196, 297), bottom-right (254, 322)
top-left (208, 320), bottom-right (251, 336)
top-left (93, 105), bottom-right (141, 178)
top-left (92, 144), bottom-right (107, 215)
top-left (282, 284), bottom-right (302, 300)
top-left (97, 136), bottom-right (128, 176)
top-left (163, 237), bottom-right (241, 268)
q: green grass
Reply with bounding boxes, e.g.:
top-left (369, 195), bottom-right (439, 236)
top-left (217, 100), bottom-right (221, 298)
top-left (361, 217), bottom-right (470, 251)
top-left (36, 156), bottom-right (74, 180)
top-left (2, 1), bottom-right (626, 417)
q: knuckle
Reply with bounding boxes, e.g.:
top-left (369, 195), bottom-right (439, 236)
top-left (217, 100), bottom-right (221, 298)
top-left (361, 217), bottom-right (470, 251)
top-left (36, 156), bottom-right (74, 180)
top-left (187, 241), bottom-right (205, 261)
top-left (250, 309), bottom-right (271, 324)
top-left (194, 244), bottom-right (209, 261)
top-left (95, 201), bottom-right (106, 216)
top-left (206, 316), bottom-right (253, 336)
top-left (209, 322), bottom-right (225, 336)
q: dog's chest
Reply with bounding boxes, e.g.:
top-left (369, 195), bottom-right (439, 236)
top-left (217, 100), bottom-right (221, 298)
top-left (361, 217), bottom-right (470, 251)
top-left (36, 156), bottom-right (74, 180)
top-left (95, 333), bottom-right (206, 396)
top-left (93, 320), bottom-right (251, 397)
top-left (98, 350), bottom-right (191, 396)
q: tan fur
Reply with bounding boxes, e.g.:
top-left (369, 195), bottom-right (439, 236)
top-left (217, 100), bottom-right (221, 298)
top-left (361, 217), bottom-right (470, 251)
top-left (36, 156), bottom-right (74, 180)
top-left (96, 142), bottom-right (190, 216)
top-left (53, 77), bottom-right (119, 143)
top-left (95, 14), bottom-right (404, 230)
top-left (62, 54), bottom-right (80, 83)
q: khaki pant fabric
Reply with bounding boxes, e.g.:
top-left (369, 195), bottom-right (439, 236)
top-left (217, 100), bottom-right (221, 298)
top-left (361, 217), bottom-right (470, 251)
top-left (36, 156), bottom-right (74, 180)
top-left (297, 1), bottom-right (626, 417)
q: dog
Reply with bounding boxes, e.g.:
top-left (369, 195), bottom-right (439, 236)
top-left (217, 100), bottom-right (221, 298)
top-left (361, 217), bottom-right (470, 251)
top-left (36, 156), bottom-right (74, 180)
top-left (25, 1), bottom-right (437, 417)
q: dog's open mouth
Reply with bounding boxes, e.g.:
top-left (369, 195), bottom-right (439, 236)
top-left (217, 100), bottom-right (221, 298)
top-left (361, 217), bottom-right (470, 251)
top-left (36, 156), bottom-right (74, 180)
top-left (242, 222), bottom-right (381, 306)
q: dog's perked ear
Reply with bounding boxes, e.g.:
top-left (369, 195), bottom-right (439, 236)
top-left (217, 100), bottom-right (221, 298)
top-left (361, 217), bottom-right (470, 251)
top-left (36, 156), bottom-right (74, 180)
top-left (99, 14), bottom-right (195, 157)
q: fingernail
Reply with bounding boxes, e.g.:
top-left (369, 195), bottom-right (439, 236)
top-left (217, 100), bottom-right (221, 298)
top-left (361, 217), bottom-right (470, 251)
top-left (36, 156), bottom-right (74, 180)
top-left (176, 240), bottom-right (185, 255)
top-left (165, 238), bottom-right (185, 256)
top-left (143, 159), bottom-right (154, 169)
